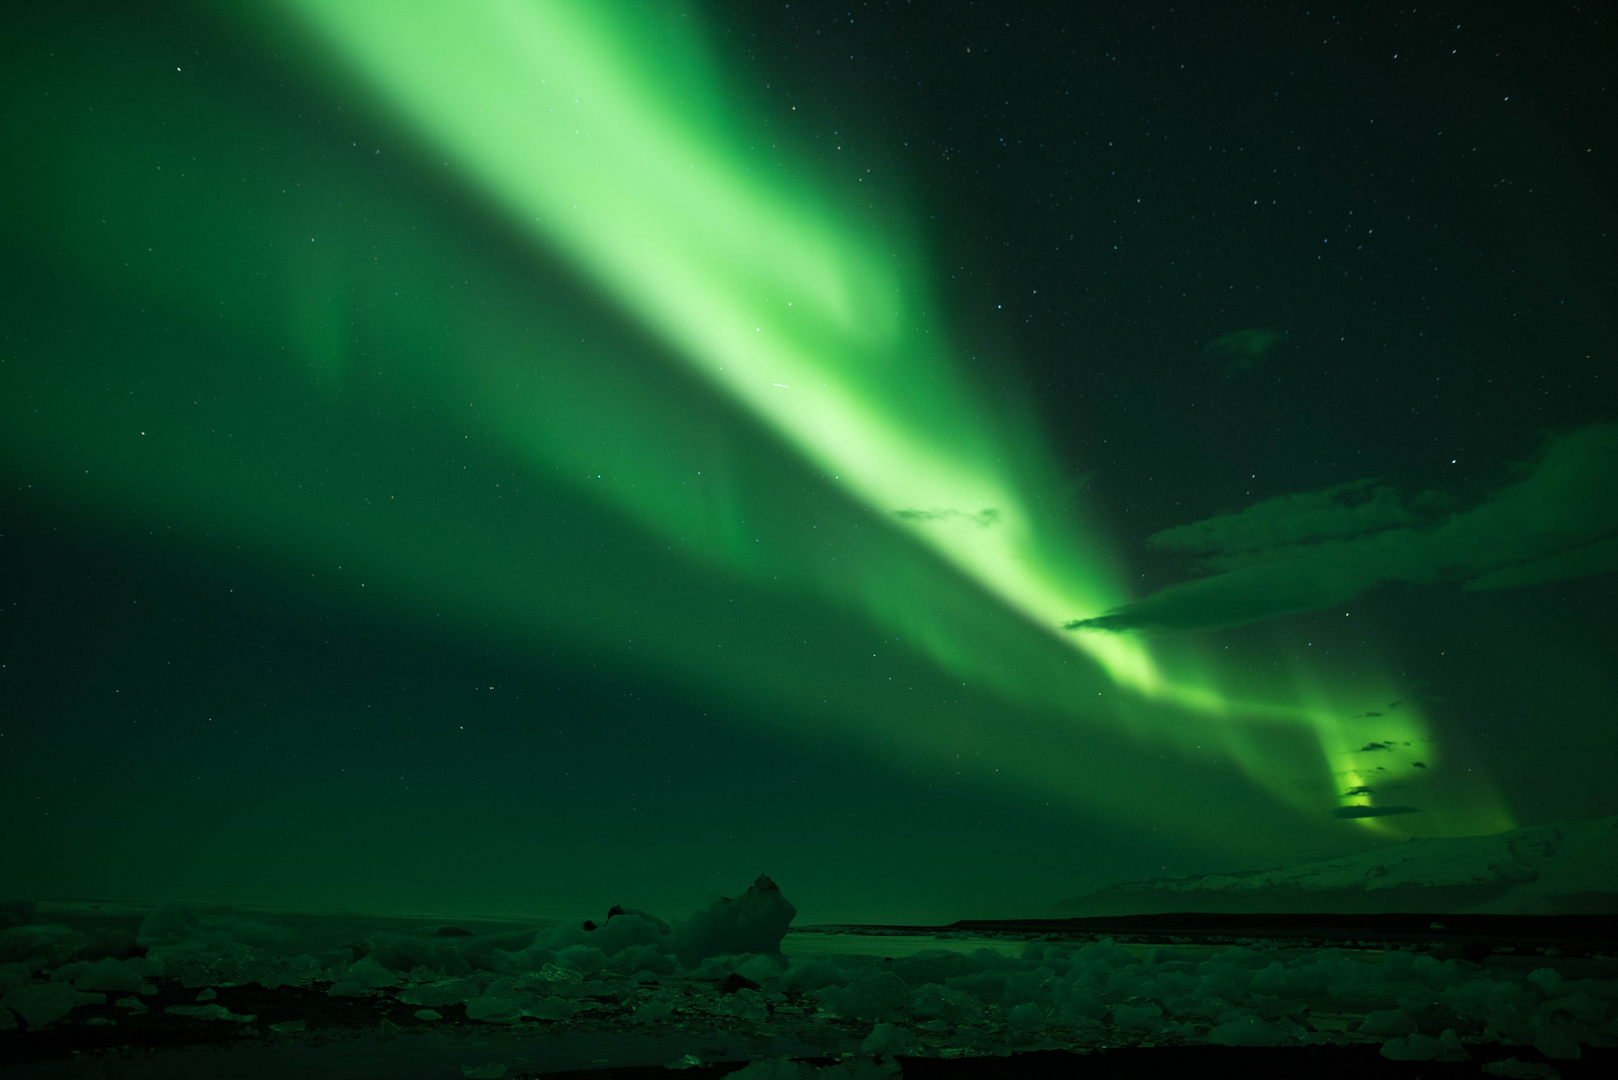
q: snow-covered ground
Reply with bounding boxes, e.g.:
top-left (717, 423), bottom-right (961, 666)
top-left (1051, 818), bottom-right (1618, 917)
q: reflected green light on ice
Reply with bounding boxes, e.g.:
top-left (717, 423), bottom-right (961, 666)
top-left (274, 0), bottom-right (1509, 838)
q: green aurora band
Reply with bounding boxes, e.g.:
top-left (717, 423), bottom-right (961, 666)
top-left (0, 0), bottom-right (1513, 864)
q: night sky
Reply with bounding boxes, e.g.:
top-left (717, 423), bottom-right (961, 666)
top-left (2, 0), bottom-right (1614, 926)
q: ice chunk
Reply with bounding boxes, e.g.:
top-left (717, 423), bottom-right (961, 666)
top-left (1380, 1029), bottom-right (1468, 1061)
top-left (1359, 1008), bottom-right (1417, 1035)
top-left (783, 959), bottom-right (849, 991)
top-left (0, 923), bottom-right (88, 966)
top-left (1112, 1002), bottom-right (1162, 1030)
top-left (862, 1021), bottom-right (917, 1052)
top-left (1542, 991), bottom-right (1609, 1022)
top-left (735, 953), bottom-right (785, 984)
top-left (1533, 1014), bottom-right (1583, 1060)
top-left (516, 963), bottom-right (586, 997)
top-left (714, 988), bottom-right (769, 1020)
top-left (527, 995), bottom-right (578, 1020)
top-left (633, 997), bottom-right (673, 1022)
top-left (492, 943), bottom-right (557, 973)
top-left (1007, 1002), bottom-right (1046, 1029)
top-left (213, 918), bottom-right (291, 951)
top-left (1412, 955), bottom-right (1464, 989)
top-left (366, 932), bottom-right (472, 977)
top-left (671, 875), bottom-right (796, 966)
top-left (1, 982), bottom-right (104, 1028)
top-left (1249, 959), bottom-right (1329, 1000)
top-left (1105, 969), bottom-right (1148, 998)
top-left (1075, 937), bottom-right (1135, 968)
top-left (398, 977), bottom-right (481, 1007)
top-left (80, 927), bottom-right (139, 962)
top-left (465, 991), bottom-right (525, 1023)
top-left (341, 956), bottom-right (400, 989)
top-left (164, 1003), bottom-right (255, 1022)
top-left (690, 954), bottom-right (747, 980)
top-left (78, 959), bottom-right (156, 997)
top-left (607, 942), bottom-right (677, 976)
top-left (814, 970), bottom-right (911, 1022)
top-left (1248, 994), bottom-right (1306, 1021)
top-left (581, 911), bottom-right (671, 958)
top-left (0, 1006), bottom-right (15, 1031)
top-left (945, 969), bottom-right (1011, 1003)
top-left (1210, 947), bottom-right (1274, 969)
top-left (554, 944), bottom-right (607, 974)
top-left (136, 903), bottom-right (290, 952)
top-left (1054, 991), bottom-right (1106, 1023)
top-left (1193, 974), bottom-right (1243, 1003)
top-left (415, 1009), bottom-right (443, 1021)
top-left (891, 950), bottom-right (977, 987)
top-left (1528, 968), bottom-right (1565, 995)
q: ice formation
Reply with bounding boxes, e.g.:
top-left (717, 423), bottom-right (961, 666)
top-left (2, 875), bottom-right (1615, 1071)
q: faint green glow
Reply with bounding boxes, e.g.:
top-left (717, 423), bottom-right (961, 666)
top-left (0, 0), bottom-right (1515, 853)
top-left (277, 0), bottom-right (1144, 681)
top-left (272, 0), bottom-right (1511, 838)
top-left (1207, 328), bottom-right (1286, 374)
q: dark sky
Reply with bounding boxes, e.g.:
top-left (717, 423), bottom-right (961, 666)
top-left (1, 0), bottom-right (1613, 925)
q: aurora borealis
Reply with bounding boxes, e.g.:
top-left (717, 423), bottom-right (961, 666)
top-left (2, 1), bottom-right (1613, 924)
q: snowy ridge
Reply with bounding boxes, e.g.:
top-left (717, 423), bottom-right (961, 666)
top-left (1051, 818), bottom-right (1618, 917)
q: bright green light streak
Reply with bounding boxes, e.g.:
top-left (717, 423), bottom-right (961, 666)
top-left (280, 0), bottom-right (1152, 680)
top-left (273, 0), bottom-right (1504, 835)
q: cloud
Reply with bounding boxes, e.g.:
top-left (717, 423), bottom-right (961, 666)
top-left (1207, 328), bottom-right (1287, 375)
top-left (1148, 479), bottom-right (1427, 560)
top-left (1332, 805), bottom-right (1421, 819)
top-left (1067, 424), bottom-right (1618, 635)
top-left (895, 507), bottom-right (1001, 528)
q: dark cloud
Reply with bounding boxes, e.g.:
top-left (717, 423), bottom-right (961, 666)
top-left (1149, 478), bottom-right (1423, 557)
top-left (1066, 424), bottom-right (1618, 635)
top-left (896, 507), bottom-right (1001, 528)
top-left (1344, 785), bottom-right (1375, 796)
top-left (1207, 328), bottom-right (1287, 375)
top-left (1332, 805), bottom-right (1421, 819)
